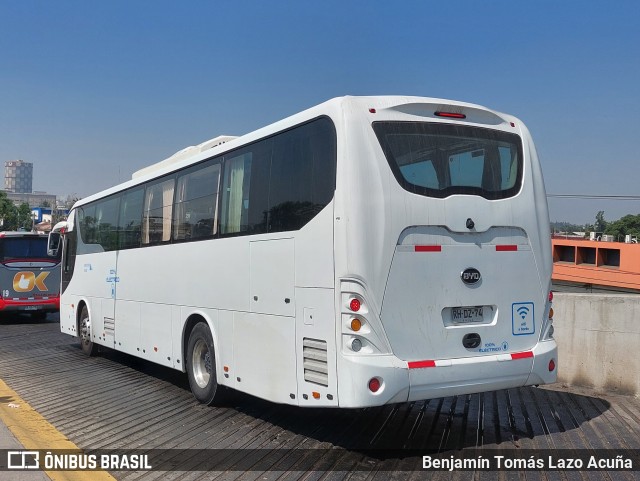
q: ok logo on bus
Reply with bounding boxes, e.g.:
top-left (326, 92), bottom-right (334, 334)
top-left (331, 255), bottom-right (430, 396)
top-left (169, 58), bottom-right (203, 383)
top-left (13, 272), bottom-right (50, 292)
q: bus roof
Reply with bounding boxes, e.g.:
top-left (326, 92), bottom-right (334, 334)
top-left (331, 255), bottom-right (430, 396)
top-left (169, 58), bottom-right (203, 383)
top-left (71, 95), bottom-right (514, 210)
top-left (131, 135), bottom-right (239, 180)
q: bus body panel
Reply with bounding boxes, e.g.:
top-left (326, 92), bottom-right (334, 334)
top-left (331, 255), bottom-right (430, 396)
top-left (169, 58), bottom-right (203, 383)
top-left (250, 237), bottom-right (295, 317)
top-left (232, 311), bottom-right (297, 404)
top-left (381, 228), bottom-right (542, 361)
top-left (139, 302), bottom-right (173, 367)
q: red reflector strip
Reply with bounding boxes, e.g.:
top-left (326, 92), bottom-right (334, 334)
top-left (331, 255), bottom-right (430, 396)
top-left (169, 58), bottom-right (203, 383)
top-left (434, 111), bottom-right (466, 119)
top-left (510, 351), bottom-right (534, 360)
top-left (408, 360), bottom-right (436, 369)
top-left (415, 245), bottom-right (441, 252)
top-left (496, 245), bottom-right (518, 251)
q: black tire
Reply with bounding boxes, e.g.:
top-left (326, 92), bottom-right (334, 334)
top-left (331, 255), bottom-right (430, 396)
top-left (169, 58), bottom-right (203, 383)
top-left (186, 322), bottom-right (226, 405)
top-left (79, 305), bottom-right (96, 356)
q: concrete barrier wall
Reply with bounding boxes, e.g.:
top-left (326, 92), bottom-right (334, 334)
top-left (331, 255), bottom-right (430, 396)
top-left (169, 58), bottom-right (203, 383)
top-left (553, 292), bottom-right (640, 396)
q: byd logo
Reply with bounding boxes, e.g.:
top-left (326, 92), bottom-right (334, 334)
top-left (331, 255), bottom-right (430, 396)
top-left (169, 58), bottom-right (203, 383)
top-left (12, 271), bottom-right (50, 292)
top-left (461, 268), bottom-right (481, 285)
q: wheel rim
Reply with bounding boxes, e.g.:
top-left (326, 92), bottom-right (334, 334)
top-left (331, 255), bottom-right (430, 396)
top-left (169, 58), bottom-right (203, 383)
top-left (192, 339), bottom-right (211, 388)
top-left (80, 316), bottom-right (91, 346)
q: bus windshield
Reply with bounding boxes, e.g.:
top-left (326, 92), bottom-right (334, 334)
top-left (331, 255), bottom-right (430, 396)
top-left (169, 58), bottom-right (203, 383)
top-left (373, 122), bottom-right (523, 200)
top-left (0, 236), bottom-right (58, 262)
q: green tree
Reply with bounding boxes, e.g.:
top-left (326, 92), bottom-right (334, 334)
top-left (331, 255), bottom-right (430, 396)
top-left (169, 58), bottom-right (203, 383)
top-left (0, 191), bottom-right (17, 230)
top-left (604, 214), bottom-right (640, 241)
top-left (594, 211), bottom-right (607, 232)
top-left (0, 193), bottom-right (36, 231)
top-left (17, 203), bottom-right (34, 230)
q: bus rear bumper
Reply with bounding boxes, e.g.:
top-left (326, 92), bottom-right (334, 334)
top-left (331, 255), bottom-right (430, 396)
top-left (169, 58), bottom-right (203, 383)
top-left (337, 341), bottom-right (558, 407)
top-left (0, 296), bottom-right (60, 313)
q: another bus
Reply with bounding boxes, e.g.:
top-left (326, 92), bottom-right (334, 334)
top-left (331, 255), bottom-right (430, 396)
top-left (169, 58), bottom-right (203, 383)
top-left (49, 96), bottom-right (557, 407)
top-left (0, 231), bottom-right (60, 318)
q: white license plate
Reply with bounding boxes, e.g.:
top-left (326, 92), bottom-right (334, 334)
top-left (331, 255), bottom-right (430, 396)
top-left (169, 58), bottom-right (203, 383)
top-left (451, 306), bottom-right (484, 324)
top-left (22, 306), bottom-right (40, 311)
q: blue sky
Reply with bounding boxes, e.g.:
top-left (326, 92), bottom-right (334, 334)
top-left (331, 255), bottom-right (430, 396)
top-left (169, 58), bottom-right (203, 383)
top-left (1, 1), bottom-right (639, 224)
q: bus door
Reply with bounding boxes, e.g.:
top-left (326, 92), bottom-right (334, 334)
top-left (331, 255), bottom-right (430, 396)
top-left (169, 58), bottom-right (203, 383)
top-left (76, 199), bottom-right (120, 346)
top-left (112, 186), bottom-right (145, 357)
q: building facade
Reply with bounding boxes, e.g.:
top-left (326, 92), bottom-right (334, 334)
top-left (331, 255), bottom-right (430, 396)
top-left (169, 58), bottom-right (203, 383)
top-left (5, 192), bottom-right (57, 208)
top-left (5, 160), bottom-right (33, 193)
top-left (552, 237), bottom-right (640, 292)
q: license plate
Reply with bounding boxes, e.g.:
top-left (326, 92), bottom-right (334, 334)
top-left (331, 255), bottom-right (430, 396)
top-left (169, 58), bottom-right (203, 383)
top-left (451, 306), bottom-right (484, 324)
top-left (22, 306), bottom-right (40, 311)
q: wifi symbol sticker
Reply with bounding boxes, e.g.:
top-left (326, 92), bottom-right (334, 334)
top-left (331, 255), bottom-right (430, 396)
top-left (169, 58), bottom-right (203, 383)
top-left (512, 302), bottom-right (535, 335)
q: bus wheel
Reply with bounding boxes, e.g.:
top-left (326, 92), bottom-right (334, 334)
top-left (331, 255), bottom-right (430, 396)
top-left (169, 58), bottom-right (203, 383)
top-left (79, 306), bottom-right (96, 356)
top-left (186, 322), bottom-right (225, 405)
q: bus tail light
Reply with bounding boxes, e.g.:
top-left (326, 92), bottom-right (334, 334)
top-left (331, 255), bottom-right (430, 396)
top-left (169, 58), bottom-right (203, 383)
top-left (349, 298), bottom-right (361, 312)
top-left (549, 359), bottom-right (556, 372)
top-left (540, 290), bottom-right (555, 341)
top-left (368, 377), bottom-right (381, 393)
top-left (350, 318), bottom-right (362, 332)
top-left (341, 281), bottom-right (392, 355)
top-left (434, 111), bottom-right (466, 119)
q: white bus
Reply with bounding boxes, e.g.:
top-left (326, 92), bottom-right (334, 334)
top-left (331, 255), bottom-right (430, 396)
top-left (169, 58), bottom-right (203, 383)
top-left (50, 96), bottom-right (557, 407)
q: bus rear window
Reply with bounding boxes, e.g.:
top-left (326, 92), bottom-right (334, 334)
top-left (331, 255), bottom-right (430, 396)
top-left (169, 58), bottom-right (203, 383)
top-left (0, 237), bottom-right (56, 261)
top-left (373, 122), bottom-right (523, 200)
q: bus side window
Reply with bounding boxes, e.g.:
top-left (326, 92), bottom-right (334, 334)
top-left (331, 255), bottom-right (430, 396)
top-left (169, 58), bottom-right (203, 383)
top-left (219, 117), bottom-right (336, 237)
top-left (118, 187), bottom-right (144, 249)
top-left (95, 196), bottom-right (120, 251)
top-left (79, 205), bottom-right (97, 245)
top-left (173, 162), bottom-right (220, 241)
top-left (142, 177), bottom-right (175, 245)
top-left (267, 117), bottom-right (336, 233)
top-left (220, 152), bottom-right (253, 235)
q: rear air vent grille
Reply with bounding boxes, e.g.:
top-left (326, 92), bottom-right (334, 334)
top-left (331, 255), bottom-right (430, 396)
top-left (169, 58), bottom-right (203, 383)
top-left (303, 338), bottom-right (328, 387)
top-left (104, 317), bottom-right (115, 334)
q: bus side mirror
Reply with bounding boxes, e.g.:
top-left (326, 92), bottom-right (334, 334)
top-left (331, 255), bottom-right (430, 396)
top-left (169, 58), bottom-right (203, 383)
top-left (47, 232), bottom-right (61, 257)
